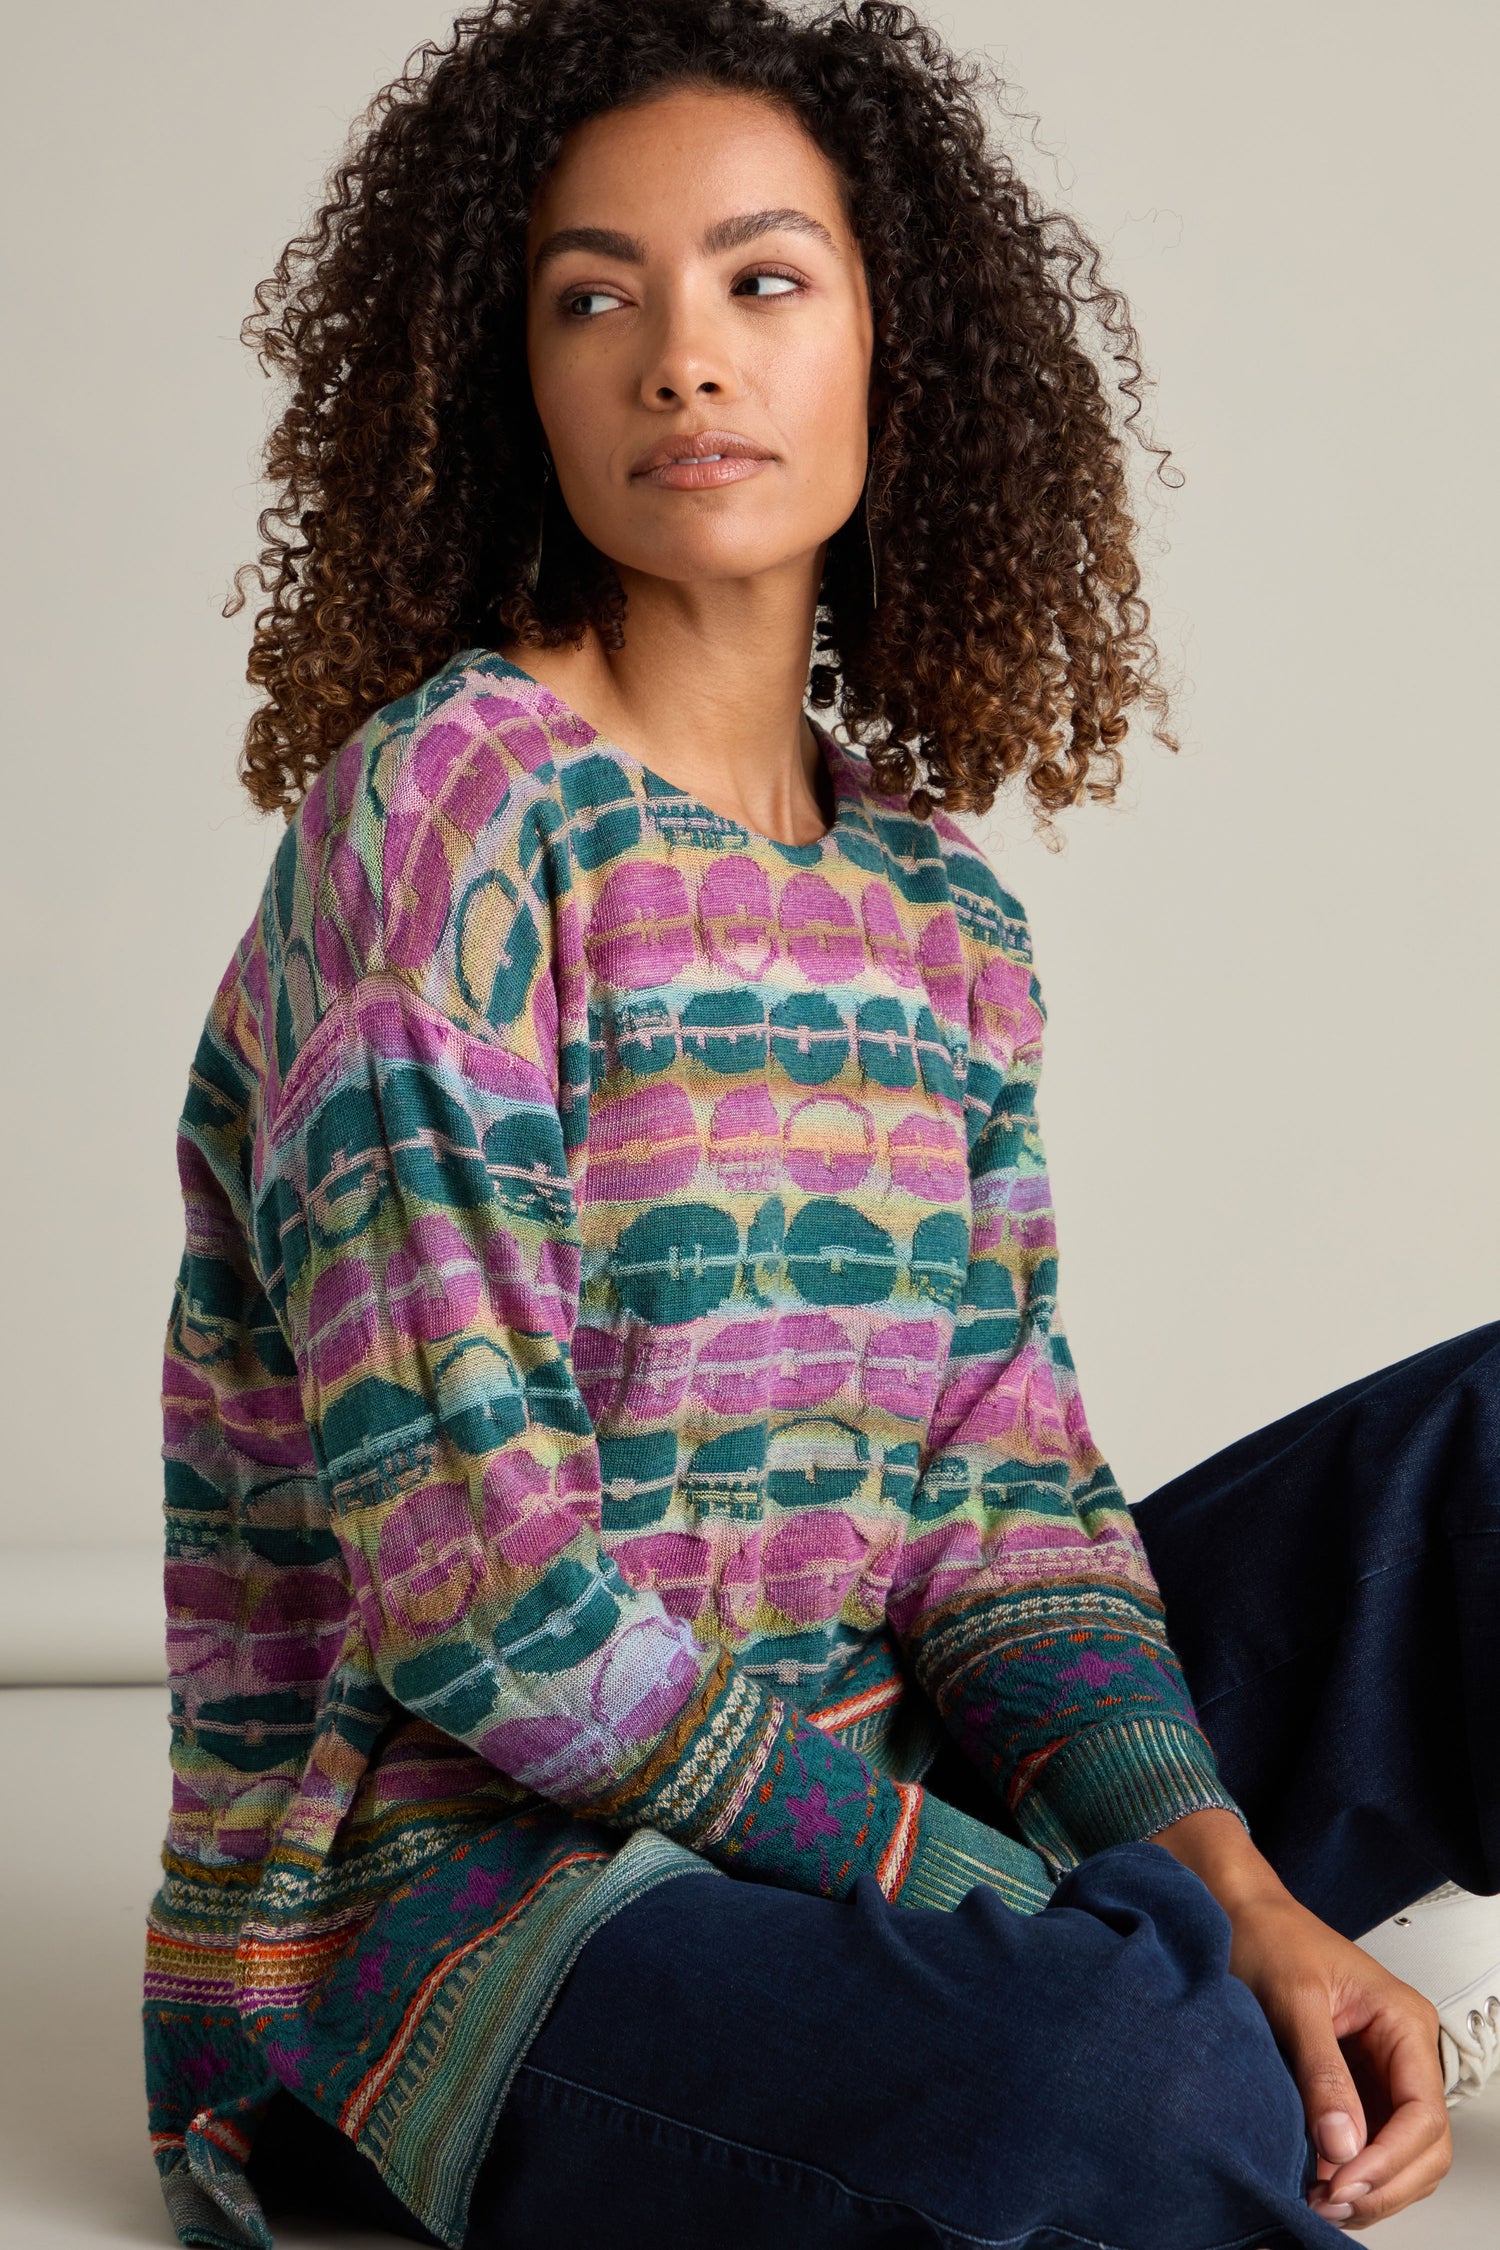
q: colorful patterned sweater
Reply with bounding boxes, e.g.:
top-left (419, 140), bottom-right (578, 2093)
top-left (143, 649), bottom-right (1243, 2250)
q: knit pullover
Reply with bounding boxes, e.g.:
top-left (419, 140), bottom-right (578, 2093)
top-left (144, 650), bottom-right (1242, 2250)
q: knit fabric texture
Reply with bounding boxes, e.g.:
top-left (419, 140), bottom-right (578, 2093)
top-left (143, 649), bottom-right (1244, 2249)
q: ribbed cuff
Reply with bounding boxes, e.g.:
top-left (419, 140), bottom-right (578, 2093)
top-left (897, 1790), bottom-right (1054, 1916)
top-left (1013, 1715), bottom-right (1249, 1873)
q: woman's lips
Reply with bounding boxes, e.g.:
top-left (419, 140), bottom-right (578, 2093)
top-left (633, 455), bottom-right (772, 489)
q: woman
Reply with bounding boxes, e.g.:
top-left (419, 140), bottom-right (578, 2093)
top-left (143, 4), bottom-right (1500, 2246)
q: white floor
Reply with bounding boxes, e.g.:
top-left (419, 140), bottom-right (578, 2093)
top-left (2, 1689), bottom-right (1497, 2249)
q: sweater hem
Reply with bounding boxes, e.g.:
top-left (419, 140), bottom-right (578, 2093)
top-left (359, 1828), bottom-right (723, 2248)
top-left (159, 2155), bottom-right (273, 2250)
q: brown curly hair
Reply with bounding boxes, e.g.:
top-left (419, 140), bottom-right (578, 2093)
top-left (231, 0), bottom-right (1177, 822)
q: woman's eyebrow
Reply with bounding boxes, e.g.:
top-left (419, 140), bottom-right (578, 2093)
top-left (531, 225), bottom-right (641, 281)
top-left (705, 207), bottom-right (836, 258)
top-left (530, 206), bottom-right (837, 282)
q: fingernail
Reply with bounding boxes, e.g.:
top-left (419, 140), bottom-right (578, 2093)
top-left (1315, 2112), bottom-right (1362, 2164)
top-left (1322, 2203), bottom-right (1353, 2223)
top-left (1343, 2182), bottom-right (1371, 2200)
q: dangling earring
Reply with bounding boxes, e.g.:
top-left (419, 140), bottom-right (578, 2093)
top-left (524, 450), bottom-right (553, 596)
top-left (861, 453), bottom-right (881, 611)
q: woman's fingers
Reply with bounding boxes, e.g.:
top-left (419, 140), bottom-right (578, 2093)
top-left (1310, 1995), bottom-right (1452, 2228)
top-left (1271, 1975), bottom-right (1370, 2173)
top-left (1313, 2127), bottom-right (1449, 2231)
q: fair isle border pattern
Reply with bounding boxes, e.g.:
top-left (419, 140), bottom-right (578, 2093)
top-left (355, 1836), bottom-right (721, 2244)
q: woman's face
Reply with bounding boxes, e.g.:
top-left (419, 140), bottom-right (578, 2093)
top-left (524, 83), bottom-right (876, 596)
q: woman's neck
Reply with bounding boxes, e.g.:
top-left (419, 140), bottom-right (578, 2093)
top-left (493, 571), bottom-right (829, 845)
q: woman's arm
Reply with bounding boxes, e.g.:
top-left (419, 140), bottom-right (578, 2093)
top-left (889, 948), bottom-right (1243, 1867)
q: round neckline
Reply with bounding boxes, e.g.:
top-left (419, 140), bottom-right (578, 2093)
top-left (464, 646), bottom-right (864, 860)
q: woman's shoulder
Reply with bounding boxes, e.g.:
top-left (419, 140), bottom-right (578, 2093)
top-left (828, 731), bottom-right (1034, 968)
top-left (269, 646), bottom-right (594, 981)
top-left (925, 808), bottom-right (1033, 964)
top-left (305, 646), bottom-right (582, 893)
top-left (213, 651), bottom-right (595, 1114)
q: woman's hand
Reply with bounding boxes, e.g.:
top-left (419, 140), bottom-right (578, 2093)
top-left (1153, 1809), bottom-right (1452, 2229)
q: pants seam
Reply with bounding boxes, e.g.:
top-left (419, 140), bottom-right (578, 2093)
top-left (513, 2062), bottom-right (1298, 2250)
top-left (517, 2060), bottom-right (1036, 2247)
top-left (1190, 1549), bottom-right (1456, 1716)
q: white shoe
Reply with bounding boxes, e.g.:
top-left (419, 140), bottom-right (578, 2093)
top-left (1356, 1881), bottom-right (1500, 2106)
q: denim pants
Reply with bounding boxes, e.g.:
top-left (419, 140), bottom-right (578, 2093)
top-left (248, 1318), bottom-right (1500, 2250)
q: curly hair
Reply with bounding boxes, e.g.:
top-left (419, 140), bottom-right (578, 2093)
top-left (230, 0), bottom-right (1177, 822)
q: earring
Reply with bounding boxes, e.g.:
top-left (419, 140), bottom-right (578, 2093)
top-left (860, 450), bottom-right (881, 610)
top-left (524, 450), bottom-right (553, 596)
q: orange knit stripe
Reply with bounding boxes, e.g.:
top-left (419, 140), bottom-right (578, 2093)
top-left (875, 1780), bottom-right (921, 1896)
top-left (807, 1675), bottom-right (905, 1731)
top-left (190, 2111), bottom-right (252, 2162)
top-left (145, 1931), bottom-right (236, 1969)
top-left (236, 1928), bottom-right (357, 1975)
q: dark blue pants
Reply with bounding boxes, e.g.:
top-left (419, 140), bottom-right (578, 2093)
top-left (249, 1319), bottom-right (1500, 2250)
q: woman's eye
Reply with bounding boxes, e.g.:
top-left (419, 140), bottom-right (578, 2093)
top-left (733, 272), bottom-right (805, 299)
top-left (564, 290), bottom-right (623, 320)
top-left (736, 269), bottom-right (803, 298)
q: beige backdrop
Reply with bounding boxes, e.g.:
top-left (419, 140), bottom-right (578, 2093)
top-left (2, 1), bottom-right (1495, 1676)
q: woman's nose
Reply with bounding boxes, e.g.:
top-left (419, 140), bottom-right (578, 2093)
top-left (638, 297), bottom-right (737, 407)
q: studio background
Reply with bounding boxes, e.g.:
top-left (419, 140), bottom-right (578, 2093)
top-left (3, 0), bottom-right (1495, 1680)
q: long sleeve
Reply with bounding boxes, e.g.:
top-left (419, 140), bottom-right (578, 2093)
top-left (256, 969), bottom-right (1041, 1909)
top-left (887, 946), bottom-right (1246, 1873)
